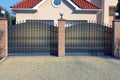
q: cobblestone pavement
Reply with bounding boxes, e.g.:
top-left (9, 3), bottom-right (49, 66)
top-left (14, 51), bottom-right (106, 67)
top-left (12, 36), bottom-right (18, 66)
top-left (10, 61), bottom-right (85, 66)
top-left (0, 56), bottom-right (120, 80)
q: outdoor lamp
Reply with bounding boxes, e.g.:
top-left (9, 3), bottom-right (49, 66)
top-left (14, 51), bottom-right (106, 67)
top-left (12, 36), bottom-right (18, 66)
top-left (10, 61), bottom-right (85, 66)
top-left (114, 12), bottom-right (119, 19)
top-left (59, 12), bottom-right (64, 19)
top-left (0, 10), bottom-right (6, 18)
top-left (114, 12), bottom-right (119, 17)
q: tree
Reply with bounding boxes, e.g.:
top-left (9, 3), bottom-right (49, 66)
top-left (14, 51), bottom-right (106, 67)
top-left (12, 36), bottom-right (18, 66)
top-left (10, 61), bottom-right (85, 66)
top-left (0, 6), bottom-right (16, 26)
top-left (116, 0), bottom-right (120, 19)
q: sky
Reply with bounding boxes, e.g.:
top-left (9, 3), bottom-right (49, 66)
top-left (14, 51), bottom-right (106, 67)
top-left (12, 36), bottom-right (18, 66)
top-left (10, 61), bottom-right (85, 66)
top-left (0, 0), bottom-right (21, 14)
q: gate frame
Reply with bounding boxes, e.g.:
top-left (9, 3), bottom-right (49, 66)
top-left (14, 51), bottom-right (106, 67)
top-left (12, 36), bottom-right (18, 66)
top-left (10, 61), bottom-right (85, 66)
top-left (8, 20), bottom-right (58, 56)
top-left (1, 17), bottom-right (120, 58)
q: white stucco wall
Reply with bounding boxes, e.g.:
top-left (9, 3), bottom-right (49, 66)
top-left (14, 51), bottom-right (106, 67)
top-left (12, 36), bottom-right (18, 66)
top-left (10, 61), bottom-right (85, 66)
top-left (16, 0), bottom-right (97, 25)
top-left (103, 0), bottom-right (118, 24)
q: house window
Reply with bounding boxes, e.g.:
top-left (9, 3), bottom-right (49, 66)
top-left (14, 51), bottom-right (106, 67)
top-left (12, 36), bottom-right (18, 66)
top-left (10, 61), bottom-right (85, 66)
top-left (52, 0), bottom-right (61, 7)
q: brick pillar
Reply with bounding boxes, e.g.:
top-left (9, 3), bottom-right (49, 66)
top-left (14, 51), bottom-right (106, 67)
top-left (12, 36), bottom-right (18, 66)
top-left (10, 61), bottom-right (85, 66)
top-left (58, 19), bottom-right (65, 57)
top-left (113, 19), bottom-right (120, 58)
top-left (0, 18), bottom-right (8, 57)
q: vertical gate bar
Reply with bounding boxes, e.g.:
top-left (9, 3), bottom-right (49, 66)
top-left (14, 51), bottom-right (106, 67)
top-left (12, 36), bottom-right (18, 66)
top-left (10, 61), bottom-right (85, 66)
top-left (38, 20), bottom-right (40, 53)
top-left (23, 20), bottom-right (25, 54)
top-left (105, 24), bottom-right (107, 54)
top-left (13, 25), bottom-right (14, 53)
top-left (93, 21), bottom-right (95, 53)
top-left (86, 22), bottom-right (88, 52)
top-left (96, 22), bottom-right (98, 53)
top-left (45, 21), bottom-right (49, 52)
top-left (18, 21), bottom-right (20, 54)
top-left (95, 21), bottom-right (97, 53)
top-left (99, 23), bottom-right (101, 53)
top-left (80, 22), bottom-right (82, 52)
top-left (68, 22), bottom-right (70, 53)
top-left (85, 22), bottom-right (87, 52)
top-left (80, 21), bottom-right (82, 52)
top-left (53, 24), bottom-right (54, 54)
top-left (12, 24), bottom-right (14, 53)
top-left (71, 21), bottom-right (73, 54)
top-left (36, 20), bottom-right (38, 53)
top-left (75, 21), bottom-right (77, 54)
top-left (75, 21), bottom-right (77, 53)
top-left (44, 21), bottom-right (46, 54)
top-left (106, 25), bottom-right (109, 54)
top-left (36, 20), bottom-right (39, 54)
top-left (88, 21), bottom-right (90, 53)
top-left (16, 21), bottom-right (21, 55)
top-left (26, 21), bottom-right (28, 53)
top-left (30, 20), bottom-right (32, 54)
top-left (70, 21), bottom-right (71, 53)
top-left (98, 23), bottom-right (100, 53)
top-left (76, 21), bottom-right (78, 53)
top-left (67, 21), bottom-right (68, 53)
top-left (41, 20), bottom-right (43, 54)
top-left (85, 21), bottom-right (87, 52)
top-left (33, 20), bottom-right (35, 55)
top-left (68, 21), bottom-right (70, 53)
top-left (28, 20), bottom-right (30, 53)
top-left (102, 23), bottom-right (105, 53)
top-left (90, 21), bottom-right (92, 53)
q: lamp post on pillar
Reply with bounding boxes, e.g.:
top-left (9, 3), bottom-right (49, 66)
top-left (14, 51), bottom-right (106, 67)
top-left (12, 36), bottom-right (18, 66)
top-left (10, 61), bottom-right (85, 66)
top-left (114, 12), bottom-right (119, 19)
top-left (59, 12), bottom-right (64, 19)
top-left (0, 10), bottom-right (6, 18)
top-left (0, 10), bottom-right (8, 57)
top-left (113, 11), bottom-right (120, 59)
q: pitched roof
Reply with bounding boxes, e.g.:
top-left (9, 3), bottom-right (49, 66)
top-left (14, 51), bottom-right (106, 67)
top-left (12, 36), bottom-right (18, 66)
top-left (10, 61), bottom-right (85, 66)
top-left (11, 0), bottom-right (100, 9)
top-left (72, 0), bottom-right (100, 9)
top-left (11, 0), bottom-right (42, 8)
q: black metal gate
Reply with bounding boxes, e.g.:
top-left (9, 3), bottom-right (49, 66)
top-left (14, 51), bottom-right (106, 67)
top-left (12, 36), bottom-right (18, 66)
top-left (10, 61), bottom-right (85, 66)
top-left (8, 20), bottom-right (58, 56)
top-left (65, 20), bottom-right (113, 56)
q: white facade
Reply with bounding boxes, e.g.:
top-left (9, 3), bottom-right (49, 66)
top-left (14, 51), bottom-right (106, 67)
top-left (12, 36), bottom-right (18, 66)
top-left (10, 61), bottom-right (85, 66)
top-left (13, 0), bottom-right (118, 25)
top-left (13, 0), bottom-right (99, 25)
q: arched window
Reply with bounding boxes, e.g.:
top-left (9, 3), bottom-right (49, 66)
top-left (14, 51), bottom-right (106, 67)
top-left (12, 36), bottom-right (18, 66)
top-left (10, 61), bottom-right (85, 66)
top-left (52, 0), bottom-right (61, 7)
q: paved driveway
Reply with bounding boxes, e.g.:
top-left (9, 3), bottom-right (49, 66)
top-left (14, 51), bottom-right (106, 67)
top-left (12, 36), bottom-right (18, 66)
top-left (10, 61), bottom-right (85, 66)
top-left (0, 56), bottom-right (120, 80)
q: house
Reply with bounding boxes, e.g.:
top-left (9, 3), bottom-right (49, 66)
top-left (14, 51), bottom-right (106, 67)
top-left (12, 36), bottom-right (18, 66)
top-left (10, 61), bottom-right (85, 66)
top-left (11, 0), bottom-right (118, 25)
top-left (87, 0), bottom-right (118, 26)
top-left (11, 0), bottom-right (101, 25)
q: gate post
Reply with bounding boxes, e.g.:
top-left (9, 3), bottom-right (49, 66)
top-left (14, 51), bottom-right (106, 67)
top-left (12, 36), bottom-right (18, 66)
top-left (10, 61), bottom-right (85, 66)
top-left (0, 18), bottom-right (8, 57)
top-left (58, 18), bottom-right (65, 57)
top-left (113, 19), bottom-right (120, 58)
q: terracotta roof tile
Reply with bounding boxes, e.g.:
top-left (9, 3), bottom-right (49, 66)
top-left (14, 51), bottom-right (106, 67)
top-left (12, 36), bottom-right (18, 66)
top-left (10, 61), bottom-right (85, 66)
top-left (11, 0), bottom-right (42, 8)
top-left (11, 0), bottom-right (100, 9)
top-left (72, 0), bottom-right (100, 9)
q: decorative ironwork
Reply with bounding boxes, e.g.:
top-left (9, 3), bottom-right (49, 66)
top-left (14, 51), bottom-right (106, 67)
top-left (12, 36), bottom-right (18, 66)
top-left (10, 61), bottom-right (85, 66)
top-left (8, 20), bottom-right (58, 56)
top-left (65, 20), bottom-right (113, 56)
